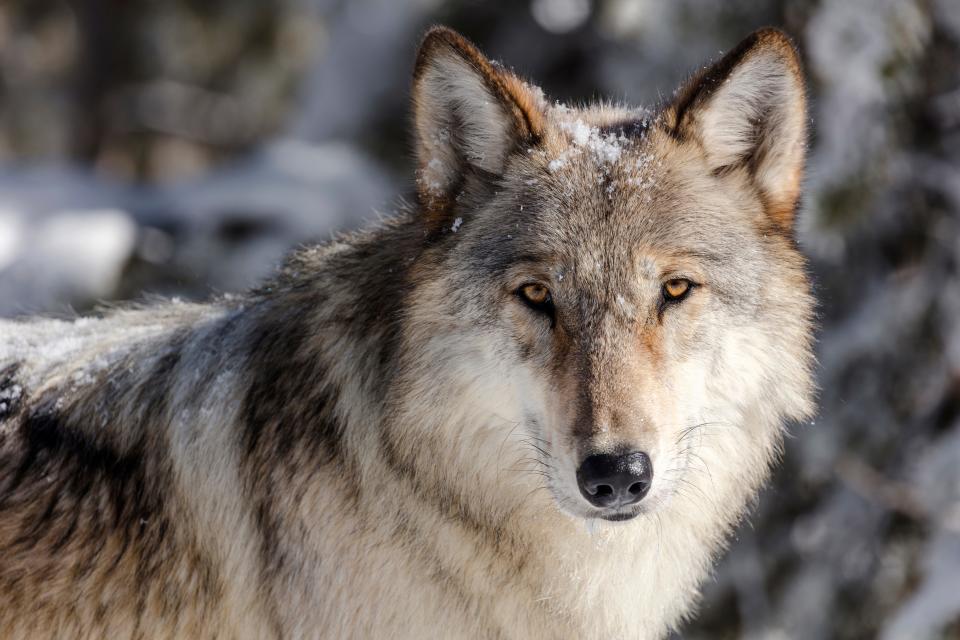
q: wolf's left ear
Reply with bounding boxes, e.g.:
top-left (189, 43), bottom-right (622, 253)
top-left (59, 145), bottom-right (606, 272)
top-left (666, 28), bottom-right (807, 232)
top-left (412, 27), bottom-right (545, 228)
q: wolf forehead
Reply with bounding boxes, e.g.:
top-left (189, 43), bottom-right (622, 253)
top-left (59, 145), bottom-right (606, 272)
top-left (453, 111), bottom-right (751, 275)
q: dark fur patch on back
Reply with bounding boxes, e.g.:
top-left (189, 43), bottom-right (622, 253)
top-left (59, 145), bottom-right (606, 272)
top-left (0, 404), bottom-right (173, 588)
top-left (241, 297), bottom-right (345, 463)
top-left (0, 338), bottom-right (223, 628)
top-left (238, 292), bottom-right (355, 629)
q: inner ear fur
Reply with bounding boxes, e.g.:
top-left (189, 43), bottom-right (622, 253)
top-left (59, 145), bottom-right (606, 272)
top-left (411, 26), bottom-right (545, 230)
top-left (665, 28), bottom-right (808, 233)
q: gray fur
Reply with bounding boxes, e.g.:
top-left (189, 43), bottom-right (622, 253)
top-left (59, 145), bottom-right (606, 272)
top-left (0, 26), bottom-right (814, 639)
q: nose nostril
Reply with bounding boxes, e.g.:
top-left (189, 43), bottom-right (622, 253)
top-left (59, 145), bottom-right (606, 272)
top-left (593, 484), bottom-right (613, 497)
top-left (628, 482), bottom-right (647, 495)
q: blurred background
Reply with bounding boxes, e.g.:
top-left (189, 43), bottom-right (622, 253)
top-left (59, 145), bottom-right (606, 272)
top-left (1, 0), bottom-right (958, 637)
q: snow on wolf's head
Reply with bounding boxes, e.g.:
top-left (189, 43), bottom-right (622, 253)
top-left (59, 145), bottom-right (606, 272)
top-left (397, 27), bottom-right (814, 526)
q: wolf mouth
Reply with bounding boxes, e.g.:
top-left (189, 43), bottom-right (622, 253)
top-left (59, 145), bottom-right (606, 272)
top-left (598, 510), bottom-right (640, 522)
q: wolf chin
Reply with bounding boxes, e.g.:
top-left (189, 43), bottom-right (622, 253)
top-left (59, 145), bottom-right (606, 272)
top-left (0, 26), bottom-right (814, 639)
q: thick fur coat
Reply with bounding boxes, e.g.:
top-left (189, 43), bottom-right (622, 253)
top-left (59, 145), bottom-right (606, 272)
top-left (0, 27), bottom-right (814, 639)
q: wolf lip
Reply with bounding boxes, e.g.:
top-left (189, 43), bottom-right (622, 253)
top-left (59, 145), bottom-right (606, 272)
top-left (599, 511), bottom-right (640, 522)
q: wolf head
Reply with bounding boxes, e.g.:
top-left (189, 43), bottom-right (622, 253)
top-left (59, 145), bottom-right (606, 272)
top-left (392, 27), bottom-right (814, 526)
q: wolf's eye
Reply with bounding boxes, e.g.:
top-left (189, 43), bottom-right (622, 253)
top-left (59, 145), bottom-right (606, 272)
top-left (517, 283), bottom-right (554, 317)
top-left (662, 278), bottom-right (692, 302)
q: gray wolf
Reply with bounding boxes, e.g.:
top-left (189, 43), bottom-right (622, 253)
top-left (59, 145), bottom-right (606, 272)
top-left (0, 26), bottom-right (814, 639)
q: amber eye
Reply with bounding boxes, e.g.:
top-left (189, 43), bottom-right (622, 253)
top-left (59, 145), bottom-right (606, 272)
top-left (517, 283), bottom-right (555, 318)
top-left (663, 278), bottom-right (692, 301)
top-left (520, 283), bottom-right (550, 305)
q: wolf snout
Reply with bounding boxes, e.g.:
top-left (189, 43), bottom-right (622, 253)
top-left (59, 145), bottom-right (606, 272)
top-left (576, 451), bottom-right (653, 509)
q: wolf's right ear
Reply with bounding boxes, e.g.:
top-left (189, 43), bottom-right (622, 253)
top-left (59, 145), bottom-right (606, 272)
top-left (412, 27), bottom-right (545, 229)
top-left (665, 29), bottom-right (807, 233)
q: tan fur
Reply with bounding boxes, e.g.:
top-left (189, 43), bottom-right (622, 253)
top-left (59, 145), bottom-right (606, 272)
top-left (0, 27), bottom-right (814, 639)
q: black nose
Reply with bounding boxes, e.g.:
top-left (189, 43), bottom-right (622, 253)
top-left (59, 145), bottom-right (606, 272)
top-left (576, 451), bottom-right (653, 509)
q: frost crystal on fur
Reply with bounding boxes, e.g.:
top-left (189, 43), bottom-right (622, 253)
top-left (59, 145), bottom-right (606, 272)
top-left (548, 116), bottom-right (632, 173)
